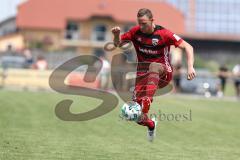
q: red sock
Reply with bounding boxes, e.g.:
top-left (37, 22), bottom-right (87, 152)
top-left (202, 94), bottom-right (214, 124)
top-left (134, 85), bottom-right (146, 105)
top-left (137, 114), bottom-right (155, 130)
top-left (141, 96), bottom-right (151, 113)
top-left (145, 72), bottom-right (160, 102)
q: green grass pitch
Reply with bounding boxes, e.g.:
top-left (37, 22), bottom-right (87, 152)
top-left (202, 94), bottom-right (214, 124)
top-left (0, 90), bottom-right (240, 160)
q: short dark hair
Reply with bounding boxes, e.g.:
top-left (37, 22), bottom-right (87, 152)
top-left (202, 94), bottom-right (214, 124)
top-left (137, 8), bottom-right (153, 19)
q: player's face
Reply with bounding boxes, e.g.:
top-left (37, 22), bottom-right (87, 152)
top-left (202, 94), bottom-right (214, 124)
top-left (137, 15), bottom-right (154, 34)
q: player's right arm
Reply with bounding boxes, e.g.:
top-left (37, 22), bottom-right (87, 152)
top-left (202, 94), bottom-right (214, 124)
top-left (111, 26), bottom-right (121, 47)
top-left (111, 26), bottom-right (135, 46)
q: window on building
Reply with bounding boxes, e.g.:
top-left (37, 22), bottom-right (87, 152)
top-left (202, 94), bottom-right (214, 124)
top-left (92, 25), bottom-right (107, 41)
top-left (65, 21), bottom-right (80, 40)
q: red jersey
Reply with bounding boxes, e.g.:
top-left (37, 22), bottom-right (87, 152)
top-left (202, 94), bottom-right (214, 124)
top-left (121, 25), bottom-right (183, 73)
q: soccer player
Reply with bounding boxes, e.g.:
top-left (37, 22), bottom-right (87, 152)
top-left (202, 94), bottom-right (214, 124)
top-left (111, 8), bottom-right (196, 141)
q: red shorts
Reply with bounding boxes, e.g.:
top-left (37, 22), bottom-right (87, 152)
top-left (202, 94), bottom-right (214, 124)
top-left (132, 65), bottom-right (173, 102)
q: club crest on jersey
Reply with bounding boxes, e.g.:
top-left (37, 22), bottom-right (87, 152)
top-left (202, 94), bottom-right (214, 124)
top-left (152, 38), bottom-right (159, 46)
top-left (137, 37), bottom-right (142, 42)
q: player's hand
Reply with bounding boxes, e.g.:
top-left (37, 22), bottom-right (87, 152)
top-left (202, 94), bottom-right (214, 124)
top-left (187, 67), bottom-right (196, 80)
top-left (111, 26), bottom-right (121, 36)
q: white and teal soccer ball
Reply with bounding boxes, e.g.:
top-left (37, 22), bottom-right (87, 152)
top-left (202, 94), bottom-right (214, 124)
top-left (121, 101), bottom-right (142, 121)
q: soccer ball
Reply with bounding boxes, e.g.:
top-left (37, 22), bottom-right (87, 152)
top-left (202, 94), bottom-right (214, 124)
top-left (121, 101), bottom-right (142, 121)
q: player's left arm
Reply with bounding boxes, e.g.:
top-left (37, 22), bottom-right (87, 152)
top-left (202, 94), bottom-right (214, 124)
top-left (164, 29), bottom-right (196, 80)
top-left (178, 40), bottom-right (196, 80)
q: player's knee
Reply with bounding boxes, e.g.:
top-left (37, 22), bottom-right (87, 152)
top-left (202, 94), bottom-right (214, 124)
top-left (149, 62), bottom-right (159, 72)
top-left (149, 62), bottom-right (165, 74)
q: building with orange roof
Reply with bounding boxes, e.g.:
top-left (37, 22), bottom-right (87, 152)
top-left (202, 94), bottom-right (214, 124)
top-left (0, 0), bottom-right (184, 53)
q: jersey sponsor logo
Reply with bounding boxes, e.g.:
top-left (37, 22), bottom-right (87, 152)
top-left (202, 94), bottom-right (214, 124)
top-left (152, 38), bottom-right (159, 46)
top-left (173, 34), bottom-right (181, 41)
top-left (139, 47), bottom-right (158, 54)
